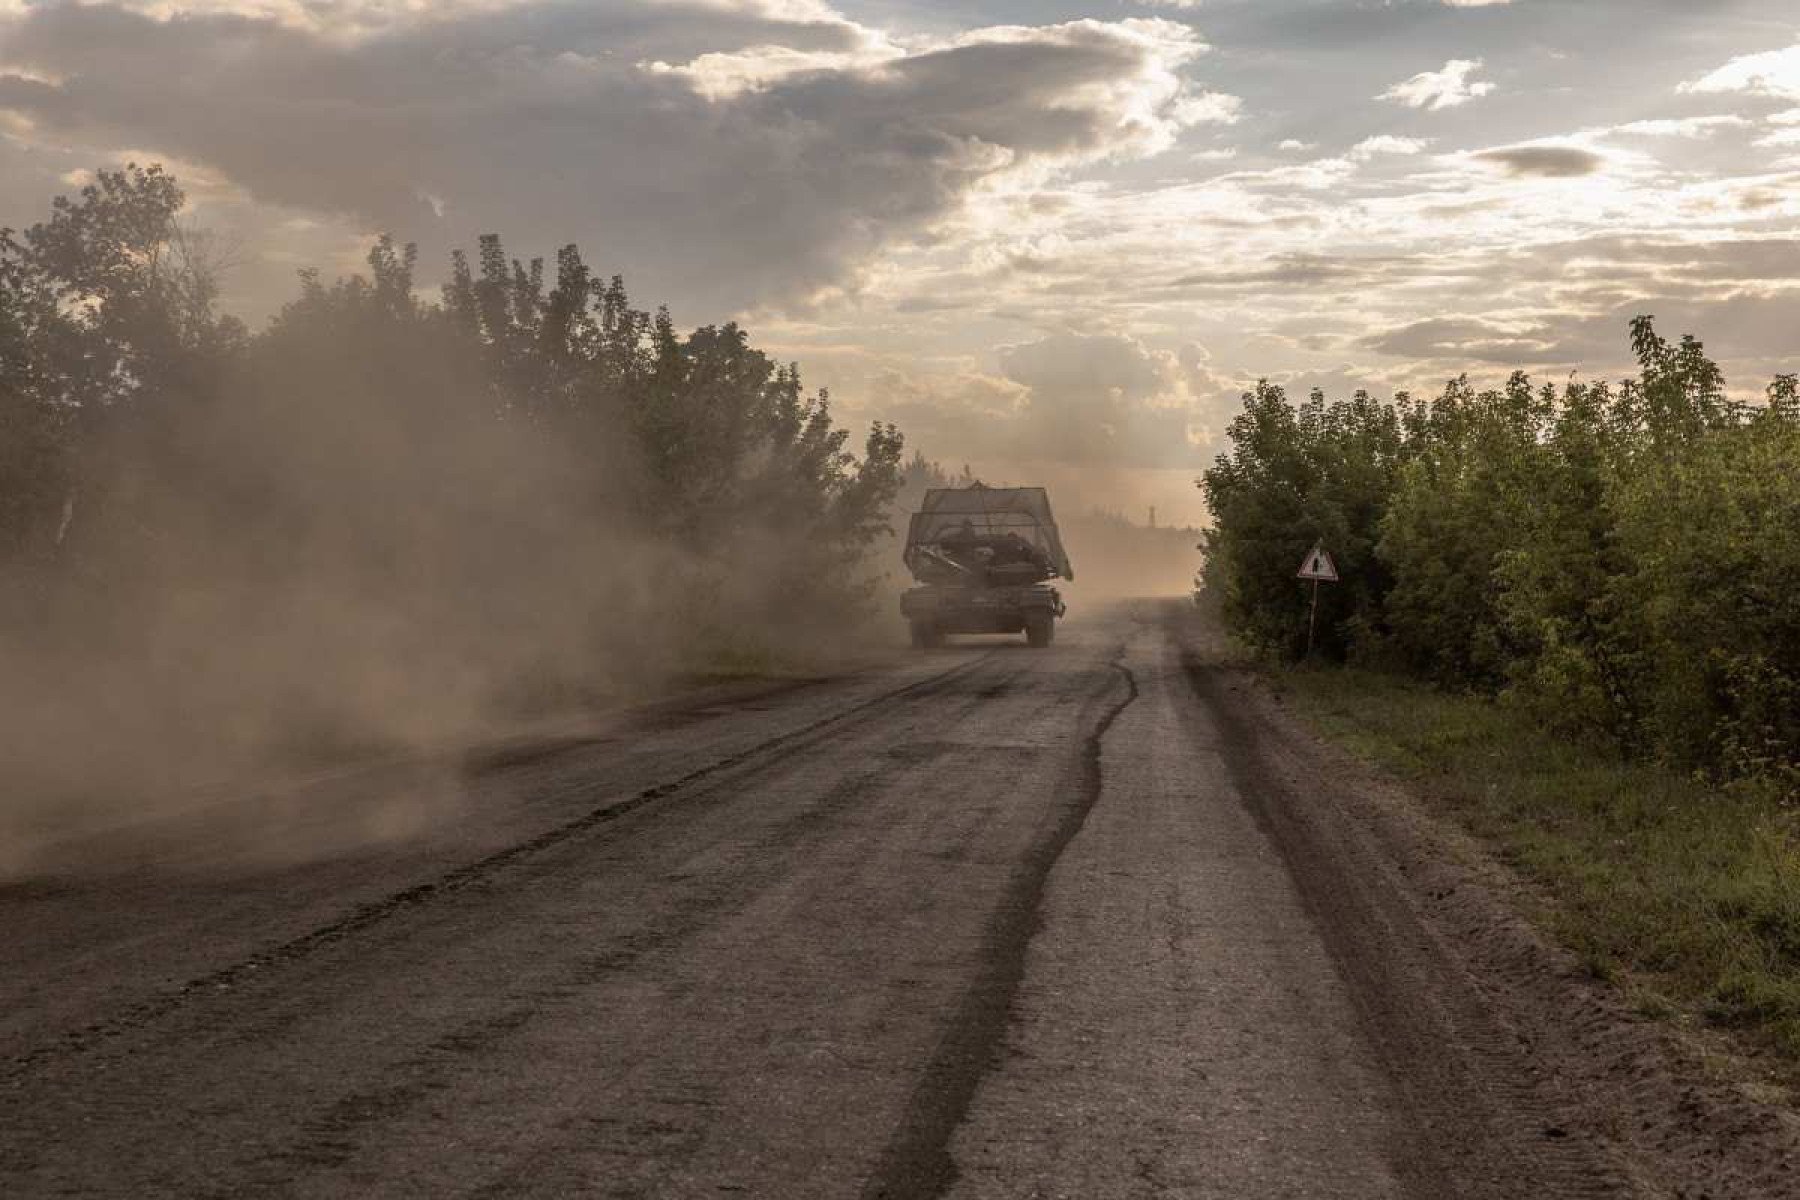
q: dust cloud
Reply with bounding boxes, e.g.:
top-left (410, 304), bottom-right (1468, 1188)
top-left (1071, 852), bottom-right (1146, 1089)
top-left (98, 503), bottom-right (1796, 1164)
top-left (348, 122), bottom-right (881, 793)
top-left (0, 291), bottom-right (889, 876)
top-left (1057, 512), bottom-right (1203, 605)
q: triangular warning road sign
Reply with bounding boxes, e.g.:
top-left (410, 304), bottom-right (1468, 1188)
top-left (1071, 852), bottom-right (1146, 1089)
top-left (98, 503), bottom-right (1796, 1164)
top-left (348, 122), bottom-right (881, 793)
top-left (1297, 545), bottom-right (1339, 582)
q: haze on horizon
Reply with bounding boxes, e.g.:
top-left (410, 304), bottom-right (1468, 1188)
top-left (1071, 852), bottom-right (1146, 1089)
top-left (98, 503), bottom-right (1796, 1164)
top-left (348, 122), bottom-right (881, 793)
top-left (2, 0), bottom-right (1796, 525)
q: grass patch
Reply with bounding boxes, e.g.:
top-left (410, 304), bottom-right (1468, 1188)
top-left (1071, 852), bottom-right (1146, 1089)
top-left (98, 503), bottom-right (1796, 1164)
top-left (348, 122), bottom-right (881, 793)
top-left (1274, 663), bottom-right (1800, 1062)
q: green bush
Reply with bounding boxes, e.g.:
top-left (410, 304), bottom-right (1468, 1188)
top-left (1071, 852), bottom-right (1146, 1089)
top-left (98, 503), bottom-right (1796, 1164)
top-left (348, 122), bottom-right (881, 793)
top-left (1200, 383), bottom-right (1404, 658)
top-left (1202, 320), bottom-right (1799, 789)
top-left (1379, 373), bottom-right (1547, 685)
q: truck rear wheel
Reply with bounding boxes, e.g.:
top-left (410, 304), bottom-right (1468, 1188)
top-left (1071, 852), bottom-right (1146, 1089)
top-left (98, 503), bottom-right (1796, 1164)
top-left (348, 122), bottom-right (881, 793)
top-left (1025, 613), bottom-right (1054, 648)
top-left (910, 620), bottom-right (943, 649)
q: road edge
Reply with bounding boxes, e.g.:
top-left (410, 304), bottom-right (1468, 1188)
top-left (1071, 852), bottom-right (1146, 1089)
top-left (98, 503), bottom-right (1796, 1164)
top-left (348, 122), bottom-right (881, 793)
top-left (1171, 602), bottom-right (1800, 1197)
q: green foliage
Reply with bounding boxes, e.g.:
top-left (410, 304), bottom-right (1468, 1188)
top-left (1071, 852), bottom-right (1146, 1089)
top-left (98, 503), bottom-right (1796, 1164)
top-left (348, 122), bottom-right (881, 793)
top-left (1200, 382), bottom-right (1404, 657)
top-left (1203, 320), bottom-right (1799, 788)
top-left (1380, 374), bottom-right (1547, 685)
top-left (1609, 418), bottom-right (1800, 778)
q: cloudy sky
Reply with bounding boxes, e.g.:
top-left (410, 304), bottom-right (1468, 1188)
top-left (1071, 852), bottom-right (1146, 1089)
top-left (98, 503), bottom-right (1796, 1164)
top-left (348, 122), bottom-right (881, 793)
top-left (2, 0), bottom-right (1797, 524)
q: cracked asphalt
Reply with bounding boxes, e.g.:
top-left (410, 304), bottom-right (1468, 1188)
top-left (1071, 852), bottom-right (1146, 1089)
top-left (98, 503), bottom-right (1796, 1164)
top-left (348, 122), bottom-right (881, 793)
top-left (1, 601), bottom-right (1786, 1198)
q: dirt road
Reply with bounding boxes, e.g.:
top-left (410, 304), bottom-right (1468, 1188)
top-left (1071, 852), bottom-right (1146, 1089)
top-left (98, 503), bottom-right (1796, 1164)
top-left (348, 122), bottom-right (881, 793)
top-left (2, 602), bottom-right (1793, 1197)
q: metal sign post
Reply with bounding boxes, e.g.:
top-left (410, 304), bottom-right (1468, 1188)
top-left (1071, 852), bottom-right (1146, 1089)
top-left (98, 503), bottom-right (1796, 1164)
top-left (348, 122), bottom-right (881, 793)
top-left (1296, 544), bottom-right (1339, 657)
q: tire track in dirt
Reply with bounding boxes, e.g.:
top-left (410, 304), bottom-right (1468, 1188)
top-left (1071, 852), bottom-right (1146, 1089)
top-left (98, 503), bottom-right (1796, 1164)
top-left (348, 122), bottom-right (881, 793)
top-left (1177, 634), bottom-right (1637, 1198)
top-left (207, 740), bottom-right (941, 1197)
top-left (2, 651), bottom-right (1000, 1083)
top-left (860, 642), bottom-right (1141, 1200)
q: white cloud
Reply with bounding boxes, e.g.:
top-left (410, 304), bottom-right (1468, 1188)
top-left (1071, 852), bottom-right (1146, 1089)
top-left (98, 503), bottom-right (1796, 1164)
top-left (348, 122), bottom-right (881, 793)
top-left (646, 40), bottom-right (903, 101)
top-left (1170, 90), bottom-right (1243, 125)
top-left (1682, 42), bottom-right (1800, 100)
top-left (992, 331), bottom-right (1227, 468)
top-left (1378, 58), bottom-right (1495, 111)
top-left (1222, 153), bottom-right (1357, 191)
top-left (1602, 115), bottom-right (1752, 138)
top-left (1277, 138), bottom-right (1314, 152)
top-left (1349, 135), bottom-right (1431, 160)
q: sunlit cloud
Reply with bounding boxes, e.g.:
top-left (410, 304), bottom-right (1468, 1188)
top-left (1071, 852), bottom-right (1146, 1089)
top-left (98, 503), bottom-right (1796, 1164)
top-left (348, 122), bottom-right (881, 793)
top-left (1349, 135), bottom-right (1431, 160)
top-left (1171, 90), bottom-right (1243, 125)
top-left (645, 39), bottom-right (904, 101)
top-left (3, 0), bottom-right (1797, 525)
top-left (1600, 115), bottom-right (1752, 139)
top-left (1379, 58), bottom-right (1494, 111)
top-left (1682, 42), bottom-right (1800, 100)
top-left (0, 4), bottom-right (1223, 315)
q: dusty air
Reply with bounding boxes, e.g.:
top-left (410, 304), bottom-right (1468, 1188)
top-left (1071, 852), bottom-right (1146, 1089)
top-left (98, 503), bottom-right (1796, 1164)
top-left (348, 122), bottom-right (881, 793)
top-left (1, 1), bottom-right (1795, 1196)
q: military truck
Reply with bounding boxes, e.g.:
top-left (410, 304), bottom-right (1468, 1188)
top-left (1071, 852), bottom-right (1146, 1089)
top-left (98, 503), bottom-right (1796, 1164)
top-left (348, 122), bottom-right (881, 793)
top-left (899, 484), bottom-right (1072, 648)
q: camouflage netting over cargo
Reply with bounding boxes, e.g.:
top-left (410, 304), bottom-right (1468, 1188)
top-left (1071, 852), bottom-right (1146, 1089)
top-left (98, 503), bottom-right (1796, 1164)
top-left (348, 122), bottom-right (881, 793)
top-left (903, 485), bottom-right (1073, 587)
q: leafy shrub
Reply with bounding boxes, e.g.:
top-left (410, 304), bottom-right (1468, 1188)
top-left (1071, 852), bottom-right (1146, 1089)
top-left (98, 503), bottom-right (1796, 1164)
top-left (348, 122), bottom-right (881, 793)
top-left (1202, 320), bottom-right (1799, 789)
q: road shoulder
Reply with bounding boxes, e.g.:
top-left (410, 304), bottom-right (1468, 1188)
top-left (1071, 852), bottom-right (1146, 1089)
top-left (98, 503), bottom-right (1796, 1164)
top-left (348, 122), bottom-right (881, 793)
top-left (1175, 601), bottom-right (1800, 1197)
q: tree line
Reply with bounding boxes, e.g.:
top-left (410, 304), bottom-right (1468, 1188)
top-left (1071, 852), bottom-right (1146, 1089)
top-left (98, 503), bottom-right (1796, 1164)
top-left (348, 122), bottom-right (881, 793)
top-left (0, 165), bottom-right (903, 782)
top-left (1201, 320), bottom-right (1799, 789)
